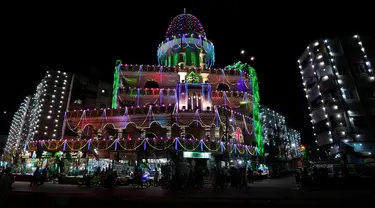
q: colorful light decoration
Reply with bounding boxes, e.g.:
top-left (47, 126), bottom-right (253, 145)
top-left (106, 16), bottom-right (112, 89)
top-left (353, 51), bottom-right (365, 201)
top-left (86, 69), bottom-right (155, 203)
top-left (298, 36), bottom-right (373, 154)
top-left (226, 61), bottom-right (264, 155)
top-left (186, 71), bottom-right (200, 84)
top-left (112, 60), bottom-right (121, 109)
top-left (157, 11), bottom-right (215, 68)
top-left (24, 138), bottom-right (258, 155)
top-left (260, 105), bottom-right (302, 159)
top-left (4, 97), bottom-right (31, 155)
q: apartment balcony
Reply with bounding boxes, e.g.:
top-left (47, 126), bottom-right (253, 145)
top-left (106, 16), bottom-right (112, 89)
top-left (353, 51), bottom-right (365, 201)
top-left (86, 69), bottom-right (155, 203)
top-left (311, 106), bottom-right (327, 124)
top-left (316, 131), bottom-right (333, 146)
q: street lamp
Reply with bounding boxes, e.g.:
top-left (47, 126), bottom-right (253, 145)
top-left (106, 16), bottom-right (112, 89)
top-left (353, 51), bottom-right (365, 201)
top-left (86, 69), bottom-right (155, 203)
top-left (241, 50), bottom-right (245, 55)
top-left (250, 56), bottom-right (255, 61)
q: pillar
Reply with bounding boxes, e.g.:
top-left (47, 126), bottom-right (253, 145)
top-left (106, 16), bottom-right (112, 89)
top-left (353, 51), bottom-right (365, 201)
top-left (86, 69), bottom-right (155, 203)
top-left (205, 127), bottom-right (211, 140)
top-left (97, 129), bottom-right (103, 139)
top-left (214, 128), bottom-right (220, 140)
top-left (166, 126), bottom-right (171, 138)
top-left (117, 129), bottom-right (123, 139)
top-left (141, 128), bottom-right (146, 138)
top-left (77, 129), bottom-right (83, 140)
top-left (180, 127), bottom-right (186, 138)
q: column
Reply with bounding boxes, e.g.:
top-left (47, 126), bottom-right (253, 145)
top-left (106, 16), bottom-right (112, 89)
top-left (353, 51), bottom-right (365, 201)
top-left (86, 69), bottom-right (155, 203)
top-left (77, 129), bottom-right (83, 140)
top-left (214, 128), bottom-right (220, 140)
top-left (141, 128), bottom-right (146, 138)
top-left (205, 127), bottom-right (211, 140)
top-left (97, 129), bottom-right (103, 139)
top-left (166, 126), bottom-right (171, 138)
top-left (180, 127), bottom-right (186, 138)
top-left (117, 129), bottom-right (123, 139)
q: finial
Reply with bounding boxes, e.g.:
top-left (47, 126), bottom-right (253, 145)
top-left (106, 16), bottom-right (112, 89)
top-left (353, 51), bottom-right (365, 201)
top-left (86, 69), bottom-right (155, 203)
top-left (184, 8), bottom-right (186, 14)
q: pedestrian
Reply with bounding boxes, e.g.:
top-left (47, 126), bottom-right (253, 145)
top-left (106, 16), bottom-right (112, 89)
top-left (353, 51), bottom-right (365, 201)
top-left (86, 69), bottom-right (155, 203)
top-left (30, 167), bottom-right (40, 187)
top-left (0, 167), bottom-right (13, 199)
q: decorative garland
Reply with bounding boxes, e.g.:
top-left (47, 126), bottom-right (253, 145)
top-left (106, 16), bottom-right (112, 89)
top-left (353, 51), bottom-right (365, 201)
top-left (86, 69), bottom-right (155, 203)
top-left (26, 138), bottom-right (258, 156)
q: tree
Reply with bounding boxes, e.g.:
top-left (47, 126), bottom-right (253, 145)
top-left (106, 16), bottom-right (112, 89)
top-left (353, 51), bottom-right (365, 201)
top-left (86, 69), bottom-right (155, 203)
top-left (265, 124), bottom-right (283, 165)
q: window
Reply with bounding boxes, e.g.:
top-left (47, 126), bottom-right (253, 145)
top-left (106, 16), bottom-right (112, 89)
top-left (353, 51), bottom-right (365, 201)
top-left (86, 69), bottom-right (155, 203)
top-left (313, 120), bottom-right (330, 134)
top-left (74, 99), bottom-right (82, 104)
top-left (301, 58), bottom-right (309, 69)
top-left (342, 89), bottom-right (354, 99)
top-left (336, 65), bottom-right (347, 75)
top-left (310, 96), bottom-right (322, 109)
top-left (353, 63), bottom-right (366, 73)
top-left (352, 116), bottom-right (366, 129)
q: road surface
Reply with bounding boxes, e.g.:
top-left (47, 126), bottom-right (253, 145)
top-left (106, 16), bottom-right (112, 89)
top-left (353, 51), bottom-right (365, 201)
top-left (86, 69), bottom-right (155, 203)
top-left (2, 177), bottom-right (374, 206)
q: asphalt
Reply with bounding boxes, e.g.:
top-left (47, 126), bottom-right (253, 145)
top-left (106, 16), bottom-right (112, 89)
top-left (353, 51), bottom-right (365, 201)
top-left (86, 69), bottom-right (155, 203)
top-left (2, 177), bottom-right (374, 207)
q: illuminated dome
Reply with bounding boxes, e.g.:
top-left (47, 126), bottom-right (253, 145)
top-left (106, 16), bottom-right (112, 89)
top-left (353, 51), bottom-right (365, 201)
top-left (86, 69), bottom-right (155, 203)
top-left (157, 9), bottom-right (215, 68)
top-left (166, 13), bottom-right (206, 38)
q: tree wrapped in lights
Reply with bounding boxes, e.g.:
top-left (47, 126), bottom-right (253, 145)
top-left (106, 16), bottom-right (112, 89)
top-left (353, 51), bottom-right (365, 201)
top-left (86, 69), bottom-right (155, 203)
top-left (186, 71), bottom-right (200, 84)
top-left (4, 97), bottom-right (31, 155)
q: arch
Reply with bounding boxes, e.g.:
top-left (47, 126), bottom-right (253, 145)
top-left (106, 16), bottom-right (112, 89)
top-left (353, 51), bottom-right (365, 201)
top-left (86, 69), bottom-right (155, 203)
top-left (148, 121), bottom-right (166, 138)
top-left (149, 121), bottom-right (163, 128)
top-left (122, 122), bottom-right (137, 130)
top-left (83, 124), bottom-right (95, 137)
top-left (102, 123), bottom-right (116, 139)
top-left (172, 120), bottom-right (212, 128)
top-left (217, 83), bottom-right (231, 91)
top-left (144, 80), bottom-right (159, 88)
top-left (102, 123), bottom-right (116, 130)
top-left (82, 123), bottom-right (96, 131)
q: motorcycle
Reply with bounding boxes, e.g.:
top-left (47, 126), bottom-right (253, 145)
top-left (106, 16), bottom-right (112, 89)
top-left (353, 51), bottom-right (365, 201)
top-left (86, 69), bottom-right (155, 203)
top-left (159, 176), bottom-right (170, 189)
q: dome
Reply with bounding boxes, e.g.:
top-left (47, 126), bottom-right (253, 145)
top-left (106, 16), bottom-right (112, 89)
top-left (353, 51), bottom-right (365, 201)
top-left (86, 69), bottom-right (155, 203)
top-left (166, 12), bottom-right (206, 38)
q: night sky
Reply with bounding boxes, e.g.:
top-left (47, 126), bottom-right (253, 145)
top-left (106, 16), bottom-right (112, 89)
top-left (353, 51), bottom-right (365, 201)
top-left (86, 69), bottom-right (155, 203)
top-left (1, 4), bottom-right (372, 152)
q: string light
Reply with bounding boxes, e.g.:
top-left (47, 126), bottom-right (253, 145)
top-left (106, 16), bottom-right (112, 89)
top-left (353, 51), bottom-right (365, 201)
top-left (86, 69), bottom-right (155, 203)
top-left (260, 106), bottom-right (302, 159)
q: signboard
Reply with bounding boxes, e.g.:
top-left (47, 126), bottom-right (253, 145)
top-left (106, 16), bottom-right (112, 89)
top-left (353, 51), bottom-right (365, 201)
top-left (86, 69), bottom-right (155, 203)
top-left (183, 151), bottom-right (211, 159)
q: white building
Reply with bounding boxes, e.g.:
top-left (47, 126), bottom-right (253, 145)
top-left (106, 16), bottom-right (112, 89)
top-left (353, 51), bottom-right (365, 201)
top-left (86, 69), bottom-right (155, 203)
top-left (297, 35), bottom-right (375, 160)
top-left (260, 105), bottom-right (301, 161)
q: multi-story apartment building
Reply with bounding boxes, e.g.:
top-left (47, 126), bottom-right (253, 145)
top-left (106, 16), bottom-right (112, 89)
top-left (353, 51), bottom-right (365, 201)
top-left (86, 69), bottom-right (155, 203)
top-left (298, 35), bottom-right (375, 160)
top-left (4, 97), bottom-right (30, 155)
top-left (260, 105), bottom-right (301, 161)
top-left (5, 69), bottom-right (112, 154)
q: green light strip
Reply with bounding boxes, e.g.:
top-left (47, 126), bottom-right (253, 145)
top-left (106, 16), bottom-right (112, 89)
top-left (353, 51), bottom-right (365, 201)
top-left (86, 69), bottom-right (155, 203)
top-left (225, 61), bottom-right (264, 155)
top-left (112, 60), bottom-right (121, 108)
top-left (249, 65), bottom-right (264, 155)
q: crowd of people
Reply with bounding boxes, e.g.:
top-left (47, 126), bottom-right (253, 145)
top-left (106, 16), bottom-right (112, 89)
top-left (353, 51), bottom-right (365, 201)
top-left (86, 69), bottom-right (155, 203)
top-left (0, 167), bottom-right (14, 198)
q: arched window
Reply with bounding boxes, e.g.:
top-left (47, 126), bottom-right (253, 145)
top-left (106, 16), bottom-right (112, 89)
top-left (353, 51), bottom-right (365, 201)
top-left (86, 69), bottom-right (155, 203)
top-left (144, 80), bottom-right (159, 88)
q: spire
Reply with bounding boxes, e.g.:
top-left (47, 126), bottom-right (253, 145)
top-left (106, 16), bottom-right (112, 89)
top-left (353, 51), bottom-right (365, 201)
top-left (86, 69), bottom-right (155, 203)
top-left (184, 8), bottom-right (186, 14)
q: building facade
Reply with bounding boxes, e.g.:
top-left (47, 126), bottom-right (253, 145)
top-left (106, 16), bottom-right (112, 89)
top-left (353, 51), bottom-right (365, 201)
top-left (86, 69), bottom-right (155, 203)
top-left (5, 70), bottom-right (112, 155)
top-left (298, 35), bottom-right (375, 160)
top-left (4, 97), bottom-right (30, 155)
top-left (260, 105), bottom-right (301, 162)
top-left (65, 11), bottom-right (264, 157)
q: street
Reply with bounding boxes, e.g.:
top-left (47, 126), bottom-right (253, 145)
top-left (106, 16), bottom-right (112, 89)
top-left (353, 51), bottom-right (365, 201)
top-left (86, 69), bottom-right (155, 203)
top-left (3, 177), bottom-right (374, 207)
